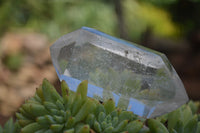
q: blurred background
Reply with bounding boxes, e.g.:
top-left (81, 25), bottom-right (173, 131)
top-left (0, 0), bottom-right (200, 124)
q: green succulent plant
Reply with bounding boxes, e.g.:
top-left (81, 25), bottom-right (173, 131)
top-left (0, 79), bottom-right (199, 133)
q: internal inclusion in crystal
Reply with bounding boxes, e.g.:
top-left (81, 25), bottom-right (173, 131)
top-left (50, 27), bottom-right (189, 118)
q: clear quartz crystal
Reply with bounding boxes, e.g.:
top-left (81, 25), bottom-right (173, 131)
top-left (50, 27), bottom-right (189, 118)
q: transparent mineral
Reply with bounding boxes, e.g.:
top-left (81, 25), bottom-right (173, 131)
top-left (50, 27), bottom-right (189, 118)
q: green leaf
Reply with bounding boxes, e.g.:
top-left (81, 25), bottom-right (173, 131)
top-left (42, 79), bottom-right (55, 102)
top-left (196, 122), bottom-right (200, 133)
top-left (61, 80), bottom-right (70, 96)
top-left (21, 122), bottom-right (42, 133)
top-left (125, 120), bottom-right (143, 133)
top-left (85, 114), bottom-right (95, 127)
top-left (173, 120), bottom-right (183, 133)
top-left (75, 124), bottom-right (90, 133)
top-left (50, 124), bottom-right (64, 132)
top-left (76, 80), bottom-right (88, 101)
top-left (183, 115), bottom-right (198, 133)
top-left (75, 99), bottom-right (96, 122)
top-left (148, 119), bottom-right (169, 133)
top-left (113, 120), bottom-right (128, 132)
top-left (168, 109), bottom-right (181, 130)
top-left (119, 111), bottom-right (134, 122)
top-left (3, 119), bottom-right (15, 133)
top-left (98, 112), bottom-right (106, 123)
top-left (104, 98), bottom-right (115, 114)
top-left (18, 120), bottom-right (33, 127)
top-left (188, 101), bottom-right (198, 114)
top-left (22, 103), bottom-right (49, 117)
top-left (181, 106), bottom-right (193, 126)
top-left (94, 121), bottom-right (102, 132)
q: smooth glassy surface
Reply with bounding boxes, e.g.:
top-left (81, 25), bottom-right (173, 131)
top-left (50, 27), bottom-right (189, 118)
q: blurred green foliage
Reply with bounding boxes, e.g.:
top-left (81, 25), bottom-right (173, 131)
top-left (141, 0), bottom-right (200, 35)
top-left (0, 0), bottom-right (199, 40)
top-left (124, 0), bottom-right (179, 41)
top-left (0, 0), bottom-right (117, 39)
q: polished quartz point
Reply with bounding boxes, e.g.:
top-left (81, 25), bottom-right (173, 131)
top-left (50, 27), bottom-right (189, 118)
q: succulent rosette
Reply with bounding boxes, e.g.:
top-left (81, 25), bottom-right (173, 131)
top-left (0, 79), bottom-right (199, 133)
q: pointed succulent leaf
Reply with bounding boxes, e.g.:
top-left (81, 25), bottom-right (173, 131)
top-left (75, 99), bottom-right (96, 122)
top-left (173, 120), bottom-right (184, 133)
top-left (21, 122), bottom-right (42, 133)
top-left (125, 120), bottom-right (143, 133)
top-left (50, 124), bottom-right (64, 132)
top-left (113, 120), bottom-right (128, 133)
top-left (182, 105), bottom-right (193, 126)
top-left (119, 111), bottom-right (134, 122)
top-left (95, 103), bottom-right (106, 117)
top-left (85, 114), bottom-right (95, 127)
top-left (148, 119), bottom-right (169, 133)
top-left (188, 101), bottom-right (199, 114)
top-left (36, 116), bottom-right (50, 125)
top-left (112, 117), bottom-right (119, 127)
top-left (36, 85), bottom-right (44, 101)
top-left (104, 98), bottom-right (115, 115)
top-left (44, 101), bottom-right (58, 110)
top-left (42, 79), bottom-right (55, 102)
top-left (61, 80), bottom-right (70, 96)
top-left (65, 117), bottom-right (75, 129)
top-left (76, 80), bottom-right (88, 101)
top-left (54, 115), bottom-right (64, 123)
top-left (75, 124), bottom-right (90, 133)
top-left (94, 121), bottom-right (102, 132)
top-left (3, 118), bottom-right (15, 133)
top-left (98, 112), bottom-right (106, 123)
top-left (183, 115), bottom-right (198, 133)
top-left (168, 109), bottom-right (181, 130)
top-left (104, 126), bottom-right (114, 133)
top-left (23, 103), bottom-right (49, 117)
top-left (16, 112), bottom-right (29, 120)
top-left (18, 120), bottom-right (33, 127)
top-left (72, 93), bottom-right (82, 116)
top-left (56, 100), bottom-right (65, 110)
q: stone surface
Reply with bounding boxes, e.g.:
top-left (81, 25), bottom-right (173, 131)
top-left (50, 27), bottom-right (189, 118)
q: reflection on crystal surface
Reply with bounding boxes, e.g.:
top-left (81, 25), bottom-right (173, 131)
top-left (50, 27), bottom-right (189, 118)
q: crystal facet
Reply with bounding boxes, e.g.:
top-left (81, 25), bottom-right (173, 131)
top-left (50, 27), bottom-right (189, 118)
